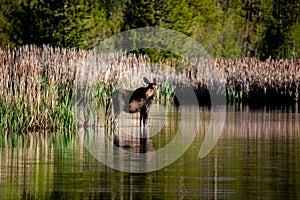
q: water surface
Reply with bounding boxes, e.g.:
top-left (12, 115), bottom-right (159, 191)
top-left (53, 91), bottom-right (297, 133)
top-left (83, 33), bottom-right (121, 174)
top-left (0, 105), bottom-right (300, 199)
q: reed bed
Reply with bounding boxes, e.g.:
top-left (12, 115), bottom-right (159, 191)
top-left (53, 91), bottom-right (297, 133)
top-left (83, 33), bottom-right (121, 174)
top-left (215, 58), bottom-right (300, 105)
top-left (166, 58), bottom-right (300, 105)
top-left (0, 45), bottom-right (81, 132)
top-left (0, 45), bottom-right (299, 132)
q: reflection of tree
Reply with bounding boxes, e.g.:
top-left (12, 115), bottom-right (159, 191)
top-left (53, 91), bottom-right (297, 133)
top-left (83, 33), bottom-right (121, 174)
top-left (0, 132), bottom-right (80, 199)
top-left (1, 106), bottom-right (299, 199)
top-left (219, 105), bottom-right (300, 198)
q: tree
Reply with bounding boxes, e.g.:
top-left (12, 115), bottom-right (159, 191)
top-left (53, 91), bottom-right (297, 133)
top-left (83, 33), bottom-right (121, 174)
top-left (123, 0), bottom-right (158, 30)
top-left (258, 0), bottom-right (300, 59)
top-left (122, 0), bottom-right (224, 60)
top-left (86, 0), bottom-right (124, 48)
top-left (6, 0), bottom-right (114, 49)
top-left (288, 19), bottom-right (300, 58)
top-left (0, 0), bottom-right (13, 46)
top-left (1, 0), bottom-right (298, 58)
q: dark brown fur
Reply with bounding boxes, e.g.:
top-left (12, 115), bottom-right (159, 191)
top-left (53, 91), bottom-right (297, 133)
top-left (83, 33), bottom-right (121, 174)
top-left (112, 77), bottom-right (157, 127)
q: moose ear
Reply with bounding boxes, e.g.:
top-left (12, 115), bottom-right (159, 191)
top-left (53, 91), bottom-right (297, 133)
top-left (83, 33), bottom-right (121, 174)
top-left (143, 77), bottom-right (150, 84)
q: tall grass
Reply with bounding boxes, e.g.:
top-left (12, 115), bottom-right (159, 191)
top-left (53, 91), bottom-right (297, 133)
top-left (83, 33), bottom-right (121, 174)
top-left (0, 45), bottom-right (79, 132)
top-left (215, 58), bottom-right (300, 105)
top-left (0, 45), bottom-right (299, 132)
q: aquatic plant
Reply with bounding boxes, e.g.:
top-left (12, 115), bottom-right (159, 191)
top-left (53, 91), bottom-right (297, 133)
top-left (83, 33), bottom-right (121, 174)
top-left (0, 45), bottom-right (78, 132)
top-left (0, 45), bottom-right (299, 132)
top-left (215, 58), bottom-right (300, 105)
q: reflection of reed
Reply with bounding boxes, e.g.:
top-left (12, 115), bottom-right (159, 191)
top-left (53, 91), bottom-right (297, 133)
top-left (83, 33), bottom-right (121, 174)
top-left (0, 132), bottom-right (80, 199)
top-left (214, 150), bottom-right (218, 200)
top-left (2, 107), bottom-right (297, 199)
top-left (212, 106), bottom-right (300, 199)
top-left (199, 105), bottom-right (300, 199)
top-left (224, 105), bottom-right (300, 138)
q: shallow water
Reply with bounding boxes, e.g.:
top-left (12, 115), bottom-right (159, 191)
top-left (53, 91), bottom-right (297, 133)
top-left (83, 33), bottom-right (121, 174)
top-left (0, 105), bottom-right (300, 199)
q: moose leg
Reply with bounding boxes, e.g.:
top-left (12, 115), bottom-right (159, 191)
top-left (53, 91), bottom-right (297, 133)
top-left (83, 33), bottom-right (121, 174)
top-left (139, 112), bottom-right (143, 127)
top-left (140, 105), bottom-right (148, 127)
top-left (143, 111), bottom-right (148, 127)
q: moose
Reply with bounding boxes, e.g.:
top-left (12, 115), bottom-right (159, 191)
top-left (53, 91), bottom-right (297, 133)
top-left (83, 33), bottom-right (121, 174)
top-left (112, 77), bottom-right (158, 127)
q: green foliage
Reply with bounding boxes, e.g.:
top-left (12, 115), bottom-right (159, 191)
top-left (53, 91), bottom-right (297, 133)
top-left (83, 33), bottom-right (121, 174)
top-left (0, 0), bottom-right (299, 58)
top-left (0, 5), bottom-right (10, 46)
top-left (288, 20), bottom-right (300, 58)
top-left (0, 82), bottom-right (75, 133)
top-left (2, 0), bottom-right (114, 49)
top-left (252, 0), bottom-right (300, 59)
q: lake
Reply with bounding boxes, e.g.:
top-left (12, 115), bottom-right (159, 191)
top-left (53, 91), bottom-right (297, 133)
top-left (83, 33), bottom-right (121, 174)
top-left (0, 104), bottom-right (300, 199)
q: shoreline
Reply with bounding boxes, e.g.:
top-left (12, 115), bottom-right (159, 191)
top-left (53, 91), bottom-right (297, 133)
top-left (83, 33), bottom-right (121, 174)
top-left (0, 45), bottom-right (299, 132)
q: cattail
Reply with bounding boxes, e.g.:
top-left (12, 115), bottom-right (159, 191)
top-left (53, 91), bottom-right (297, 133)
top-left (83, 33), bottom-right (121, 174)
top-left (0, 45), bottom-right (299, 132)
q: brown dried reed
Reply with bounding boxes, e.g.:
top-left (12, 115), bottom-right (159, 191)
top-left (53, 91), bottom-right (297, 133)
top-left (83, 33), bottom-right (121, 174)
top-left (1, 45), bottom-right (299, 132)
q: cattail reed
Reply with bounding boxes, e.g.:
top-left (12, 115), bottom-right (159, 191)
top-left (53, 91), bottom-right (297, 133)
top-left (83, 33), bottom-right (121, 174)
top-left (1, 45), bottom-right (299, 132)
top-left (0, 45), bottom-right (79, 132)
top-left (214, 58), bottom-right (300, 105)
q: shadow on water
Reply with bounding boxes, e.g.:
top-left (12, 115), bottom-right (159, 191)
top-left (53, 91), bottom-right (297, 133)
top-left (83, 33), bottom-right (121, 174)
top-left (76, 103), bottom-right (187, 173)
top-left (0, 104), bottom-right (300, 199)
top-left (112, 127), bottom-right (150, 153)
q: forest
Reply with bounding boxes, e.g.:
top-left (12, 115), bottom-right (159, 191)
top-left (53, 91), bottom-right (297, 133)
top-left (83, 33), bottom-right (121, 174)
top-left (0, 0), bottom-right (299, 60)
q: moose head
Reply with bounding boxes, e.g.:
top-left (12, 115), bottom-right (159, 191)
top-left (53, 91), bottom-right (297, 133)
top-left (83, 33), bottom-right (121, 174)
top-left (112, 77), bottom-right (158, 127)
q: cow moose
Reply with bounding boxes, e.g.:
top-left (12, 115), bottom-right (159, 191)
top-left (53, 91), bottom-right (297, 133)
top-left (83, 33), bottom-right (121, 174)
top-left (112, 77), bottom-right (158, 127)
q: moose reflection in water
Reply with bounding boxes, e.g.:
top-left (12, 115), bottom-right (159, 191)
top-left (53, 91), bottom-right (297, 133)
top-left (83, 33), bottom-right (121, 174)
top-left (112, 127), bottom-right (151, 153)
top-left (112, 77), bottom-right (158, 127)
